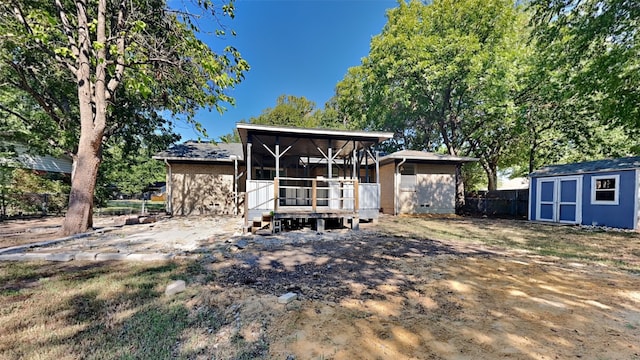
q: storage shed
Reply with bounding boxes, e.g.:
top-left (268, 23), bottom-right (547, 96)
top-left (378, 150), bottom-right (477, 215)
top-left (529, 156), bottom-right (640, 229)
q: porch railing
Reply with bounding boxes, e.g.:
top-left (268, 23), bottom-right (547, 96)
top-left (245, 177), bottom-right (383, 214)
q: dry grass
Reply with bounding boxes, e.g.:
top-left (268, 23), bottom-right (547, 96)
top-left (384, 215), bottom-right (640, 272)
top-left (1, 216), bottom-right (639, 359)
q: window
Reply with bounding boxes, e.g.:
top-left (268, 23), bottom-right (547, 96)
top-left (591, 174), bottom-right (619, 205)
top-left (400, 164), bottom-right (415, 175)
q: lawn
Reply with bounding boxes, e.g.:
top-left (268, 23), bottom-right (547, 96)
top-left (1, 216), bottom-right (639, 359)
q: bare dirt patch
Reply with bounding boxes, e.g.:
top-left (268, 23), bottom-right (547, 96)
top-left (1, 215), bottom-right (639, 359)
top-left (199, 218), bottom-right (640, 359)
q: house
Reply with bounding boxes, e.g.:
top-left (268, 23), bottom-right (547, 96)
top-left (0, 143), bottom-right (73, 174)
top-left (378, 150), bottom-right (478, 215)
top-left (237, 123), bottom-right (393, 231)
top-left (153, 142), bottom-right (244, 216)
top-left (529, 156), bottom-right (640, 229)
top-left (155, 124), bottom-right (394, 231)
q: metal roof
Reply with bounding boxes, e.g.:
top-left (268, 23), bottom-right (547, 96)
top-left (153, 142), bottom-right (244, 162)
top-left (530, 156), bottom-right (640, 177)
top-left (0, 144), bottom-right (73, 174)
top-left (380, 150), bottom-right (478, 165)
top-left (236, 123), bottom-right (394, 159)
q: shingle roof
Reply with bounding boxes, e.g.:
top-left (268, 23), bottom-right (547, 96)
top-left (153, 142), bottom-right (244, 162)
top-left (530, 156), bottom-right (640, 177)
top-left (380, 150), bottom-right (477, 165)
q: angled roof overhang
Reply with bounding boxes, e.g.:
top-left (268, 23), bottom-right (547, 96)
top-left (236, 123), bottom-right (394, 159)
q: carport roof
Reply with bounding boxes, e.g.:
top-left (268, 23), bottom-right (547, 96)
top-left (153, 142), bottom-right (243, 162)
top-left (380, 150), bottom-right (478, 165)
top-left (530, 156), bottom-right (640, 177)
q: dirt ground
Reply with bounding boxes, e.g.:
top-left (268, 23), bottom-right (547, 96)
top-left (1, 215), bottom-right (639, 359)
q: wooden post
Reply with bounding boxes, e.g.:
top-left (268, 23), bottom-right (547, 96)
top-left (244, 191), bottom-right (249, 233)
top-left (273, 177), bottom-right (279, 211)
top-left (354, 179), bottom-right (359, 211)
top-left (312, 179), bottom-right (317, 212)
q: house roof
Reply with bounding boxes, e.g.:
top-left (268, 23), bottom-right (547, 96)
top-left (380, 150), bottom-right (478, 165)
top-left (236, 123), bottom-right (394, 159)
top-left (153, 142), bottom-right (244, 162)
top-left (530, 156), bottom-right (640, 177)
top-left (0, 143), bottom-right (73, 174)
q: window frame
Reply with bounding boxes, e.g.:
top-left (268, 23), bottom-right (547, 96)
top-left (590, 174), bottom-right (620, 205)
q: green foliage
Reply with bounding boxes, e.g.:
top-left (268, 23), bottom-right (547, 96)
top-left (529, 0), bottom-right (639, 131)
top-left (2, 169), bottom-right (70, 215)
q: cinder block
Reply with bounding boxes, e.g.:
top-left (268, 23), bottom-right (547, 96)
top-left (165, 280), bottom-right (186, 296)
top-left (45, 253), bottom-right (75, 262)
top-left (278, 292), bottom-right (298, 304)
top-left (96, 253), bottom-right (130, 261)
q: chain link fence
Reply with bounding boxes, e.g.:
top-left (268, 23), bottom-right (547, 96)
top-left (0, 192), bottom-right (69, 219)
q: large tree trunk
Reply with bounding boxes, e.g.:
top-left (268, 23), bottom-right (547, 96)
top-left (61, 0), bottom-right (107, 235)
top-left (62, 137), bottom-right (101, 235)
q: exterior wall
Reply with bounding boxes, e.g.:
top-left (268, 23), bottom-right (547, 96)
top-left (389, 162), bottom-right (457, 215)
top-left (170, 163), bottom-right (236, 216)
top-left (530, 169), bottom-right (637, 229)
top-left (581, 170), bottom-right (636, 229)
top-left (379, 163), bottom-right (396, 215)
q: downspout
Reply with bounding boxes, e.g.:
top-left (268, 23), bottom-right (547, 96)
top-left (395, 158), bottom-right (406, 216)
top-left (164, 159), bottom-right (172, 215)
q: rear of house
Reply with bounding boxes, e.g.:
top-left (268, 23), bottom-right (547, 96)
top-left (153, 142), bottom-right (244, 216)
top-left (379, 150), bottom-right (477, 215)
top-left (529, 157), bottom-right (640, 230)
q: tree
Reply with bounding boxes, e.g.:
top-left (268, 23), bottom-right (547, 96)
top-left (1, 0), bottom-right (249, 234)
top-left (336, 0), bottom-right (527, 196)
top-left (529, 0), bottom-right (639, 132)
top-left (249, 95), bottom-right (318, 127)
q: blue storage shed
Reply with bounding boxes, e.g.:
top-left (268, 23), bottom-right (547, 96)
top-left (529, 157), bottom-right (640, 230)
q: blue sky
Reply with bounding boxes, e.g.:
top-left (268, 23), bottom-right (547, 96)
top-left (174, 0), bottom-right (399, 142)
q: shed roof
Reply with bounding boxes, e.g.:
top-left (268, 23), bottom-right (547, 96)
top-left (530, 156), bottom-right (640, 177)
top-left (380, 150), bottom-right (478, 165)
top-left (153, 142), bottom-right (244, 162)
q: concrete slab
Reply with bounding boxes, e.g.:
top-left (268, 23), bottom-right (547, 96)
top-left (22, 253), bottom-right (50, 261)
top-left (45, 253), bottom-right (75, 262)
top-left (75, 252), bottom-right (99, 261)
top-left (126, 253), bottom-right (174, 261)
top-left (0, 253), bottom-right (25, 261)
top-left (95, 253), bottom-right (130, 261)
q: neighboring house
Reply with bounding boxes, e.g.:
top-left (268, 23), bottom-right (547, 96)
top-left (378, 150), bottom-right (478, 215)
top-left (153, 142), bottom-right (244, 216)
top-left (0, 143), bottom-right (72, 174)
top-left (529, 156), bottom-right (640, 229)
